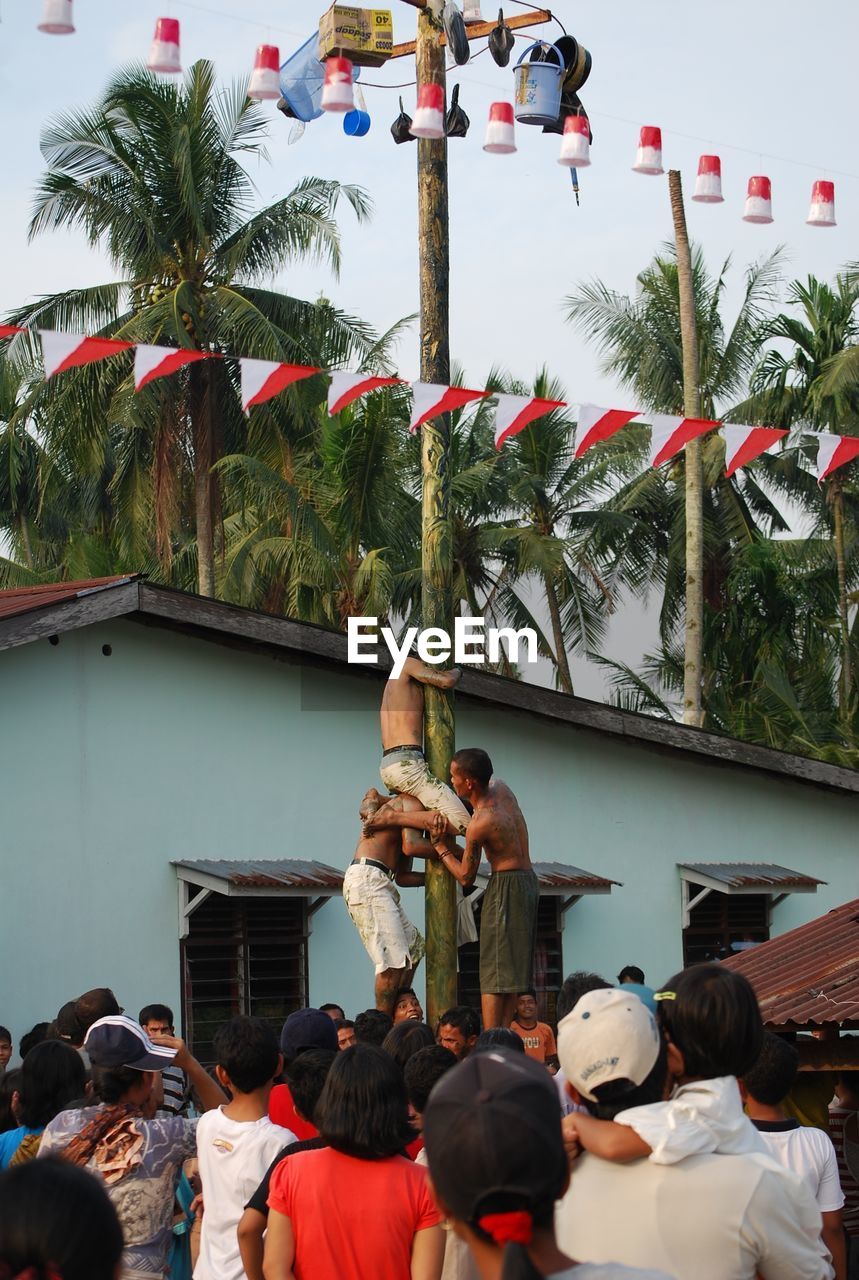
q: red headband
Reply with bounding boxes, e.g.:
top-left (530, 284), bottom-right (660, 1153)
top-left (478, 1210), bottom-right (534, 1246)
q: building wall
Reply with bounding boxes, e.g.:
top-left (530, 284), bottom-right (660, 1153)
top-left (1, 617), bottom-right (856, 1052)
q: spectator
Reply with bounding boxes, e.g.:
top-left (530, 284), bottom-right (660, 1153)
top-left (0, 1070), bottom-right (22, 1135)
top-left (334, 1018), bottom-right (357, 1050)
top-left (553, 972), bottom-right (612, 1119)
top-left (269, 1009), bottom-right (338, 1140)
top-left (510, 989), bottom-right (559, 1071)
top-left (0, 1027), bottom-right (11, 1077)
top-left (383, 1021), bottom-right (436, 1072)
top-left (238, 1049), bottom-right (336, 1280)
top-left (74, 988), bottom-right (121, 1033)
top-left (320, 1003), bottom-right (346, 1021)
top-left (742, 1032), bottom-right (845, 1280)
top-left (354, 1008), bottom-right (394, 1046)
top-left (18, 1024), bottom-right (49, 1060)
top-left (437, 1007), bottom-right (480, 1061)
top-left (196, 1016), bottom-right (294, 1280)
top-left (393, 988), bottom-right (424, 1025)
top-left (829, 1071), bottom-right (859, 1279)
top-left (0, 1040), bottom-right (86, 1168)
top-left (473, 1027), bottom-right (526, 1055)
top-left (139, 1003), bottom-right (191, 1116)
top-left (39, 1013), bottom-right (225, 1279)
top-left (0, 1155), bottom-right (124, 1280)
top-left (423, 1047), bottom-right (670, 1280)
top-left (564, 968), bottom-right (766, 1164)
top-left (555, 988), bottom-right (830, 1279)
top-left (55, 1000), bottom-right (86, 1051)
top-left (618, 966), bottom-right (645, 986)
top-left (264, 1045), bottom-right (444, 1280)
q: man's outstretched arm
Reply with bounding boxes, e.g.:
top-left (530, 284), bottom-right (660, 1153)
top-left (432, 821), bottom-right (483, 889)
top-left (365, 806), bottom-right (459, 836)
top-left (397, 656), bottom-right (461, 690)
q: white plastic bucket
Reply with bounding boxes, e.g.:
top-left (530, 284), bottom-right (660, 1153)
top-left (513, 42), bottom-right (563, 126)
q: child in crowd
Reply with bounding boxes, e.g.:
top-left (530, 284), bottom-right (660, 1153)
top-left (195, 1016), bottom-right (294, 1280)
top-left (423, 1046), bottom-right (672, 1280)
top-left (0, 1027), bottom-right (11, 1077)
top-left (237, 1049), bottom-right (336, 1280)
top-left (742, 1031), bottom-right (846, 1280)
top-left (0, 1040), bottom-right (86, 1168)
top-left (510, 990), bottom-right (559, 1071)
top-left (563, 965), bottom-right (767, 1164)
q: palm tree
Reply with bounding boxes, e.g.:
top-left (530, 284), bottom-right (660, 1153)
top-left (8, 60), bottom-right (373, 596)
top-left (744, 275), bottom-right (859, 719)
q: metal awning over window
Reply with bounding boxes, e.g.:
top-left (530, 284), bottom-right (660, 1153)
top-left (475, 860), bottom-right (621, 917)
top-left (678, 862), bottom-right (824, 928)
top-left (173, 859), bottom-right (344, 938)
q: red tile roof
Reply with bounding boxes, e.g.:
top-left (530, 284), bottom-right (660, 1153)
top-left (722, 898), bottom-right (859, 1026)
top-left (0, 576), bottom-right (138, 621)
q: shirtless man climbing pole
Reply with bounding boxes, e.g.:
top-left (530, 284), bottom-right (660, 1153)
top-left (431, 748), bottom-right (538, 1031)
top-left (370, 655), bottom-right (471, 838)
top-left (343, 788), bottom-right (438, 1014)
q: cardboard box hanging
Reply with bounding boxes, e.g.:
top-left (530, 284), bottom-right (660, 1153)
top-left (318, 5), bottom-right (393, 67)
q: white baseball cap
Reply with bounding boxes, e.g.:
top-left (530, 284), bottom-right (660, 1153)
top-left (557, 988), bottom-right (661, 1102)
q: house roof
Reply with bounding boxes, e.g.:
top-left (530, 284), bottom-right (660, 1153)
top-left (679, 863), bottom-right (824, 893)
top-left (721, 898), bottom-right (859, 1027)
top-left (1, 576), bottom-right (857, 797)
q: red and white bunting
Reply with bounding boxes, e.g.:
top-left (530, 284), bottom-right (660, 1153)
top-left (327, 371), bottom-right (402, 416)
top-left (0, 325), bottom-right (23, 338)
top-left (575, 403), bottom-right (640, 458)
top-left (808, 431), bottom-right (859, 482)
top-left (40, 330), bottom-right (133, 379)
top-left (240, 358), bottom-right (319, 413)
top-left (649, 413), bottom-right (719, 468)
top-left (408, 383), bottom-right (487, 434)
top-left (134, 344), bottom-right (209, 391)
top-left (494, 394), bottom-right (566, 449)
top-left (721, 423), bottom-right (788, 477)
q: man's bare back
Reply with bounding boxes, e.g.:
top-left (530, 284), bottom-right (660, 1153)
top-left (380, 656), bottom-right (461, 750)
top-left (431, 777), bottom-right (531, 887)
top-left (356, 789), bottom-right (435, 880)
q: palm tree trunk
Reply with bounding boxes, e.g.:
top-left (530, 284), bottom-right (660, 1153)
top-left (668, 170), bottom-right (704, 727)
top-left (190, 362), bottom-right (216, 597)
top-left (18, 513), bottom-right (34, 570)
top-left (832, 482), bottom-right (851, 716)
top-left (544, 571), bottom-right (574, 693)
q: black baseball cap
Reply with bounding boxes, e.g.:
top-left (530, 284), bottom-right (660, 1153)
top-left (85, 1015), bottom-right (178, 1072)
top-left (280, 1008), bottom-right (338, 1059)
top-left (422, 1048), bottom-right (567, 1232)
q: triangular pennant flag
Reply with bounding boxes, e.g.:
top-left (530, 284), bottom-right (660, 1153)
top-left (809, 431), bottom-right (859, 482)
top-left (575, 404), bottom-right (640, 458)
top-left (0, 325), bottom-right (23, 339)
top-left (240, 358), bottom-right (320, 413)
top-left (494, 394), bottom-right (566, 450)
top-left (134, 344), bottom-right (210, 391)
top-left (40, 331), bottom-right (133, 379)
top-left (327, 372), bottom-right (403, 416)
top-left (408, 383), bottom-right (487, 434)
top-left (649, 413), bottom-right (719, 467)
top-left (721, 424), bottom-right (788, 477)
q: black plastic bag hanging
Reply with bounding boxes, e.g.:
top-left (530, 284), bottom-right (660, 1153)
top-left (443, 2), bottom-right (470, 65)
top-left (445, 84), bottom-right (470, 137)
top-left (391, 96), bottom-right (416, 144)
top-left (488, 8), bottom-right (514, 66)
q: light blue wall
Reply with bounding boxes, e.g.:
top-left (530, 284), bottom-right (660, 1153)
top-left (1, 617), bottom-right (856, 1054)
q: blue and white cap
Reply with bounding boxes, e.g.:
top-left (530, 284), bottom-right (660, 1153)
top-left (84, 1014), bottom-right (178, 1072)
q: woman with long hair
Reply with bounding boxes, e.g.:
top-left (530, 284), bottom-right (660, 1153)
top-left (0, 1040), bottom-right (85, 1168)
top-left (263, 1044), bottom-right (444, 1280)
top-left (423, 1049), bottom-right (670, 1280)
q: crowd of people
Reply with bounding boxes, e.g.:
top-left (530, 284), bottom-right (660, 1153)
top-left (1, 965), bottom-right (858, 1280)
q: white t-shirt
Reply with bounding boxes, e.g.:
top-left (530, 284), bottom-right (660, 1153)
top-left (754, 1121), bottom-right (845, 1213)
top-left (194, 1107), bottom-right (295, 1280)
top-left (616, 1076), bottom-right (768, 1165)
top-left (556, 1148), bottom-right (831, 1280)
top-left (554, 1267), bottom-right (672, 1279)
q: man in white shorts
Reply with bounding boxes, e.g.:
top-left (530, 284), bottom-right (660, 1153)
top-left (343, 788), bottom-right (437, 1015)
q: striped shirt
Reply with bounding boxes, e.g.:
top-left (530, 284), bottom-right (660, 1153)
top-left (828, 1103), bottom-right (859, 1234)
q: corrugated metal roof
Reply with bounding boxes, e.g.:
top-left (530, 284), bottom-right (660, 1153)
top-left (532, 861), bottom-right (620, 890)
top-left (722, 898), bottom-right (859, 1026)
top-left (680, 862), bottom-right (824, 890)
top-left (174, 858), bottom-right (344, 890)
top-left (0, 576), bottom-right (137, 620)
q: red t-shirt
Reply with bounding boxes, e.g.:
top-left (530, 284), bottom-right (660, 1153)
top-left (268, 1084), bottom-right (317, 1141)
top-left (509, 1019), bottom-right (557, 1064)
top-left (268, 1146), bottom-right (440, 1279)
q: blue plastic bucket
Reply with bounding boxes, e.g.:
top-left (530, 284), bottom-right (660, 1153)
top-left (513, 41), bottom-right (563, 126)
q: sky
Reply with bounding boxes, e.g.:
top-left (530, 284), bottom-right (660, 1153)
top-left (1, 0), bottom-right (857, 696)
